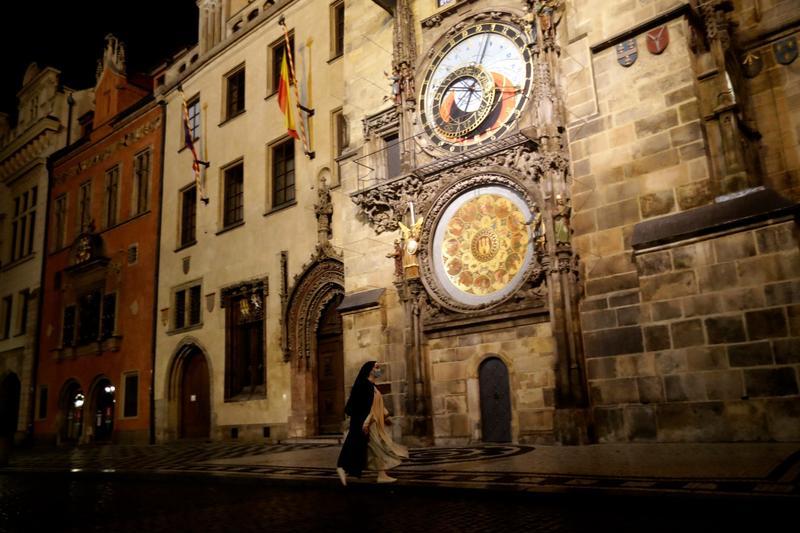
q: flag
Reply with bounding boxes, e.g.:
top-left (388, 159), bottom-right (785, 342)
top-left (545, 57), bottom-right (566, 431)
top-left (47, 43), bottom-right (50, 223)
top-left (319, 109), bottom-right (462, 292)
top-left (180, 91), bottom-right (209, 203)
top-left (278, 49), bottom-right (299, 140)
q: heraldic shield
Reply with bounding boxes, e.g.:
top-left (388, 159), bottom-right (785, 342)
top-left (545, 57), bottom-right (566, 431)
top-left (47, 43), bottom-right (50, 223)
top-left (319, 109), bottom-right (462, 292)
top-left (773, 36), bottom-right (798, 66)
top-left (616, 38), bottom-right (638, 67)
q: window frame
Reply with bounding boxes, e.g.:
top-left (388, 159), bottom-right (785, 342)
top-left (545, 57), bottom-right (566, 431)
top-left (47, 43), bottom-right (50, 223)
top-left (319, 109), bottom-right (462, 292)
top-left (104, 164), bottom-right (120, 228)
top-left (78, 180), bottom-right (92, 234)
top-left (170, 280), bottom-right (203, 333)
top-left (179, 183), bottom-right (198, 248)
top-left (223, 286), bottom-right (267, 402)
top-left (133, 148), bottom-right (152, 216)
top-left (222, 159), bottom-right (245, 229)
top-left (269, 33), bottom-right (294, 96)
top-left (53, 193), bottom-right (68, 251)
top-left (331, 107), bottom-right (346, 186)
top-left (1, 295), bottom-right (12, 340)
top-left (9, 186), bottom-right (37, 263)
top-left (269, 137), bottom-right (296, 210)
top-left (330, 1), bottom-right (345, 60)
top-left (121, 371), bottom-right (139, 419)
top-left (224, 64), bottom-right (246, 121)
top-left (37, 385), bottom-right (48, 420)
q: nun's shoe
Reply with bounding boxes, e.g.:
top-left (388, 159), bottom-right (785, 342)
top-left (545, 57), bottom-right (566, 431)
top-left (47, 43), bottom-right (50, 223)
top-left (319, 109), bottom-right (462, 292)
top-left (377, 474), bottom-right (397, 483)
top-left (336, 467), bottom-right (347, 486)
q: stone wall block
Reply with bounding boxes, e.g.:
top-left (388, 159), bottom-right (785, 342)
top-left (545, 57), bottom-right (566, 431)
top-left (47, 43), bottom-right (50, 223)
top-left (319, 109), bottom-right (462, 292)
top-left (714, 232), bottom-right (757, 263)
top-left (586, 272), bottom-right (640, 296)
top-left (745, 308), bottom-right (788, 340)
top-left (594, 407), bottom-right (626, 443)
top-left (744, 368), bottom-right (799, 397)
top-left (764, 281), bottom-right (800, 307)
top-left (656, 350), bottom-right (688, 375)
top-left (584, 326), bottom-right (644, 357)
top-left (640, 271), bottom-right (697, 301)
top-left (721, 287), bottom-right (766, 312)
top-left (637, 376), bottom-right (664, 404)
top-left (704, 370), bottom-right (745, 401)
top-left (656, 402), bottom-right (726, 442)
top-left (705, 315), bottom-right (747, 344)
top-left (634, 108), bottom-right (679, 138)
top-left (590, 378), bottom-right (640, 405)
top-left (588, 357), bottom-right (617, 380)
top-left (755, 224), bottom-right (796, 254)
top-left (639, 190), bottom-right (676, 219)
top-left (765, 398), bottom-right (800, 441)
top-left (773, 339), bottom-right (800, 364)
top-left (669, 121), bottom-right (703, 147)
top-left (672, 241), bottom-right (715, 270)
top-left (789, 305), bottom-right (800, 336)
top-left (664, 373), bottom-right (707, 402)
top-left (676, 180), bottom-right (711, 210)
top-left (624, 404), bottom-right (658, 440)
top-left (581, 309), bottom-right (618, 331)
top-left (608, 291), bottom-right (640, 308)
top-left (636, 251), bottom-right (672, 277)
top-left (596, 198), bottom-right (641, 231)
top-left (649, 300), bottom-right (683, 321)
top-left (682, 294), bottom-right (723, 317)
top-left (644, 324), bottom-right (671, 352)
top-left (671, 319), bottom-right (705, 348)
top-left (617, 305), bottom-right (641, 326)
top-left (697, 263), bottom-right (738, 294)
top-left (686, 346), bottom-right (728, 371)
top-left (727, 341), bottom-right (774, 367)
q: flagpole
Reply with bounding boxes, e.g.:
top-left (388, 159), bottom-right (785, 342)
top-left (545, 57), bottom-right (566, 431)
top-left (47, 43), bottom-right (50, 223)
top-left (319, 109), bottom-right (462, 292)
top-left (201, 101), bottom-right (210, 204)
top-left (279, 16), bottom-right (314, 159)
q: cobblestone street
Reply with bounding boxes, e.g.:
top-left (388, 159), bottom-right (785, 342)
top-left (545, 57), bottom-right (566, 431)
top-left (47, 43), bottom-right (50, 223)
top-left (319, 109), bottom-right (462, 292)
top-left (0, 473), bottom-right (793, 533)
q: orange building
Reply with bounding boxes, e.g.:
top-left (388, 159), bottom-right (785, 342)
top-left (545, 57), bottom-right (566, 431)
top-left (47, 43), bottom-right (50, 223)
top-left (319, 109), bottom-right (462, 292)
top-left (34, 35), bottom-right (163, 444)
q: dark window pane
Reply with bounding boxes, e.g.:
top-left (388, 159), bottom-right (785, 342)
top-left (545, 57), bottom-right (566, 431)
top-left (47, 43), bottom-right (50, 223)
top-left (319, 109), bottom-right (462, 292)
top-left (272, 140), bottom-right (295, 208)
top-left (334, 2), bottom-right (345, 57)
top-left (227, 68), bottom-right (246, 118)
top-left (272, 37), bottom-right (294, 93)
top-left (225, 291), bottom-right (265, 399)
top-left (189, 285), bottom-right (202, 326)
top-left (124, 374), bottom-right (138, 418)
top-left (223, 163), bottom-right (244, 227)
top-left (2, 297), bottom-right (12, 338)
top-left (175, 290), bottom-right (186, 329)
top-left (181, 186), bottom-right (197, 246)
top-left (27, 212), bottom-right (36, 255)
top-left (77, 289), bottom-right (101, 344)
top-left (19, 291), bottom-right (29, 335)
top-left (62, 305), bottom-right (76, 346)
top-left (102, 293), bottom-right (116, 339)
top-left (384, 133), bottom-right (400, 178)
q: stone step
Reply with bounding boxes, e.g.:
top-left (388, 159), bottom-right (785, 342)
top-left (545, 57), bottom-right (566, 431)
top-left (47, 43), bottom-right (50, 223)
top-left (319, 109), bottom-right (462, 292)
top-left (282, 435), bottom-right (343, 445)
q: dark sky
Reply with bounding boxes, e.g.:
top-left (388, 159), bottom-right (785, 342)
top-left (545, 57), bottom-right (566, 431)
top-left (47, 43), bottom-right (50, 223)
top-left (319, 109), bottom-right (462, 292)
top-left (1, 1), bottom-right (199, 119)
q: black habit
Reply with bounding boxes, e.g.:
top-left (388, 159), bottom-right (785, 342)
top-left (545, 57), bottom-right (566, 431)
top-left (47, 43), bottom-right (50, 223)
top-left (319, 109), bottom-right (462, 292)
top-left (336, 361), bottom-right (376, 477)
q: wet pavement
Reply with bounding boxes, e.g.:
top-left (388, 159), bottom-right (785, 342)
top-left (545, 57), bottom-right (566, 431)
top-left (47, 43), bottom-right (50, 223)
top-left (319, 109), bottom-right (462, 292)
top-left (0, 473), bottom-right (793, 533)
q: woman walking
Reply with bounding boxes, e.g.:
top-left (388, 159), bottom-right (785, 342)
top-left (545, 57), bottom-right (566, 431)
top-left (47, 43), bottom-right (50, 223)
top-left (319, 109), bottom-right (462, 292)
top-left (336, 361), bottom-right (408, 485)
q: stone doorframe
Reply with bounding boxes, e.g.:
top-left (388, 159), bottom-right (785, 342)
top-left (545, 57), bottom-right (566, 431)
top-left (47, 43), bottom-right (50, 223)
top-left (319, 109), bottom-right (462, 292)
top-left (164, 337), bottom-right (214, 441)
top-left (466, 353), bottom-right (519, 443)
top-left (284, 255), bottom-right (344, 438)
top-left (85, 374), bottom-right (113, 443)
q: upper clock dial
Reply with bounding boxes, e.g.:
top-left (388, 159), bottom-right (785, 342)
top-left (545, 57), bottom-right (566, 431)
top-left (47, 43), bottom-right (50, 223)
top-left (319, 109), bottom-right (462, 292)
top-left (421, 22), bottom-right (533, 152)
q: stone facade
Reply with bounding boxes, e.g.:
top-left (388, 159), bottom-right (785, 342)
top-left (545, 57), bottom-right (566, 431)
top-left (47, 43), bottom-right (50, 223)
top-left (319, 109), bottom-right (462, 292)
top-left (0, 64), bottom-right (91, 444)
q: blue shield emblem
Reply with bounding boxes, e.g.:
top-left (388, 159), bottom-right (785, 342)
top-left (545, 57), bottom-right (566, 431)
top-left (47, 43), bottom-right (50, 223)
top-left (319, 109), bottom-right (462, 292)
top-left (773, 36), bottom-right (798, 65)
top-left (616, 38), bottom-right (638, 67)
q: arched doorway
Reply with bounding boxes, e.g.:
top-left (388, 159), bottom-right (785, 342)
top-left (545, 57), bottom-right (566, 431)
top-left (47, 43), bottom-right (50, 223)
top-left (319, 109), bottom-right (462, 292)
top-left (180, 348), bottom-right (210, 439)
top-left (0, 373), bottom-right (21, 439)
top-left (285, 255), bottom-right (344, 437)
top-left (316, 294), bottom-right (344, 434)
top-left (479, 357), bottom-right (512, 442)
top-left (90, 377), bottom-right (115, 442)
top-left (60, 381), bottom-right (84, 444)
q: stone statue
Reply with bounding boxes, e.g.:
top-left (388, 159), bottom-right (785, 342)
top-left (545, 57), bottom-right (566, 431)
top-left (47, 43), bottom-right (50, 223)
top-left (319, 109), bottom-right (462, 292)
top-left (553, 194), bottom-right (571, 245)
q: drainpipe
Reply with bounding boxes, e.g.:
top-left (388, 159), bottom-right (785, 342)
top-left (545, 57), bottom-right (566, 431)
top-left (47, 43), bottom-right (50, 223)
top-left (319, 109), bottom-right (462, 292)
top-left (149, 101), bottom-right (167, 445)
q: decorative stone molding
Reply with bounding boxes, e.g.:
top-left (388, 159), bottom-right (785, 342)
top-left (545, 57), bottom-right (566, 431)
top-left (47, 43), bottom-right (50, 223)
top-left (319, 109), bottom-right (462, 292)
top-left (362, 106), bottom-right (399, 141)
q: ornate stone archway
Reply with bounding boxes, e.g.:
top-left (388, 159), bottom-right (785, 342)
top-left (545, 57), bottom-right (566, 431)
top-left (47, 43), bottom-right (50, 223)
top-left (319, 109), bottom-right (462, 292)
top-left (284, 251), bottom-right (344, 438)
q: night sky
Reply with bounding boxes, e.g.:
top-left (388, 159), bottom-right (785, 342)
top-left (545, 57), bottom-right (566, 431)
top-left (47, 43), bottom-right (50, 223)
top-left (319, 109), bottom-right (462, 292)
top-left (1, 1), bottom-right (199, 120)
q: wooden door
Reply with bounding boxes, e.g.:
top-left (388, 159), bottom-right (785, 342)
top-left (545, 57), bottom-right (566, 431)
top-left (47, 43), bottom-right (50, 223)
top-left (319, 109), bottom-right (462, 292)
top-left (0, 373), bottom-right (20, 438)
top-left (479, 357), bottom-right (512, 442)
top-left (317, 296), bottom-right (344, 434)
top-left (181, 351), bottom-right (210, 439)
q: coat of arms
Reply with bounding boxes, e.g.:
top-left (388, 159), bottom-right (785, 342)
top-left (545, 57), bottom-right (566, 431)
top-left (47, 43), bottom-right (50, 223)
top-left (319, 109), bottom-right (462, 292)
top-left (616, 38), bottom-right (638, 67)
top-left (646, 26), bottom-right (669, 55)
top-left (773, 36), bottom-right (798, 65)
top-left (741, 51), bottom-right (763, 78)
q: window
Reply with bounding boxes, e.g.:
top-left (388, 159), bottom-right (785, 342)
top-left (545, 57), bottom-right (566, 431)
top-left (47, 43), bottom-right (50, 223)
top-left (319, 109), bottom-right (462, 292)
top-left (270, 35), bottom-right (294, 94)
top-left (123, 373), bottom-right (139, 418)
top-left (17, 290), bottom-right (29, 336)
top-left (37, 386), bottom-right (48, 420)
top-left (1, 296), bottom-right (11, 339)
top-left (331, 108), bottom-right (346, 186)
top-left (133, 149), bottom-right (151, 215)
top-left (271, 139), bottom-right (295, 207)
top-left (437, 0), bottom-right (455, 6)
top-left (77, 289), bottom-right (102, 344)
top-left (173, 283), bottom-right (202, 330)
top-left (78, 181), bottom-right (92, 233)
top-left (223, 162), bottom-right (244, 227)
top-left (186, 96), bottom-right (200, 141)
top-left (331, 1), bottom-right (345, 59)
top-left (10, 186), bottom-right (37, 262)
top-left (224, 287), bottom-right (265, 400)
top-left (62, 305), bottom-right (76, 346)
top-left (54, 194), bottom-right (67, 250)
top-left (104, 165), bottom-right (120, 228)
top-left (384, 133), bottom-right (401, 179)
top-left (180, 185), bottom-right (197, 246)
top-left (102, 293), bottom-right (117, 339)
top-left (225, 66), bottom-right (246, 119)
top-left (127, 244), bottom-right (138, 265)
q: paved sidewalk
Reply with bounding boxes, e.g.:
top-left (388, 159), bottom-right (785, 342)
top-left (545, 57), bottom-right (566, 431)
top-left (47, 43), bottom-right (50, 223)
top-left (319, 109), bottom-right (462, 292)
top-left (2, 440), bottom-right (799, 498)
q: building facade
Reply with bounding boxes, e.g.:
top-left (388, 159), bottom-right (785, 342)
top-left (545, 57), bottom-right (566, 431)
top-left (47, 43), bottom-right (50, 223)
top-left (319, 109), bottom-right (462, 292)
top-left (341, 0), bottom-right (800, 445)
top-left (154, 0), bottom-right (347, 441)
top-left (0, 64), bottom-right (91, 445)
top-left (34, 36), bottom-right (163, 445)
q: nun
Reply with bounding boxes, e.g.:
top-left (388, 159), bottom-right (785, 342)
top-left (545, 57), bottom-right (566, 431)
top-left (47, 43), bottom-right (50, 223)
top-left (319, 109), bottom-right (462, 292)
top-left (336, 361), bottom-right (408, 485)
